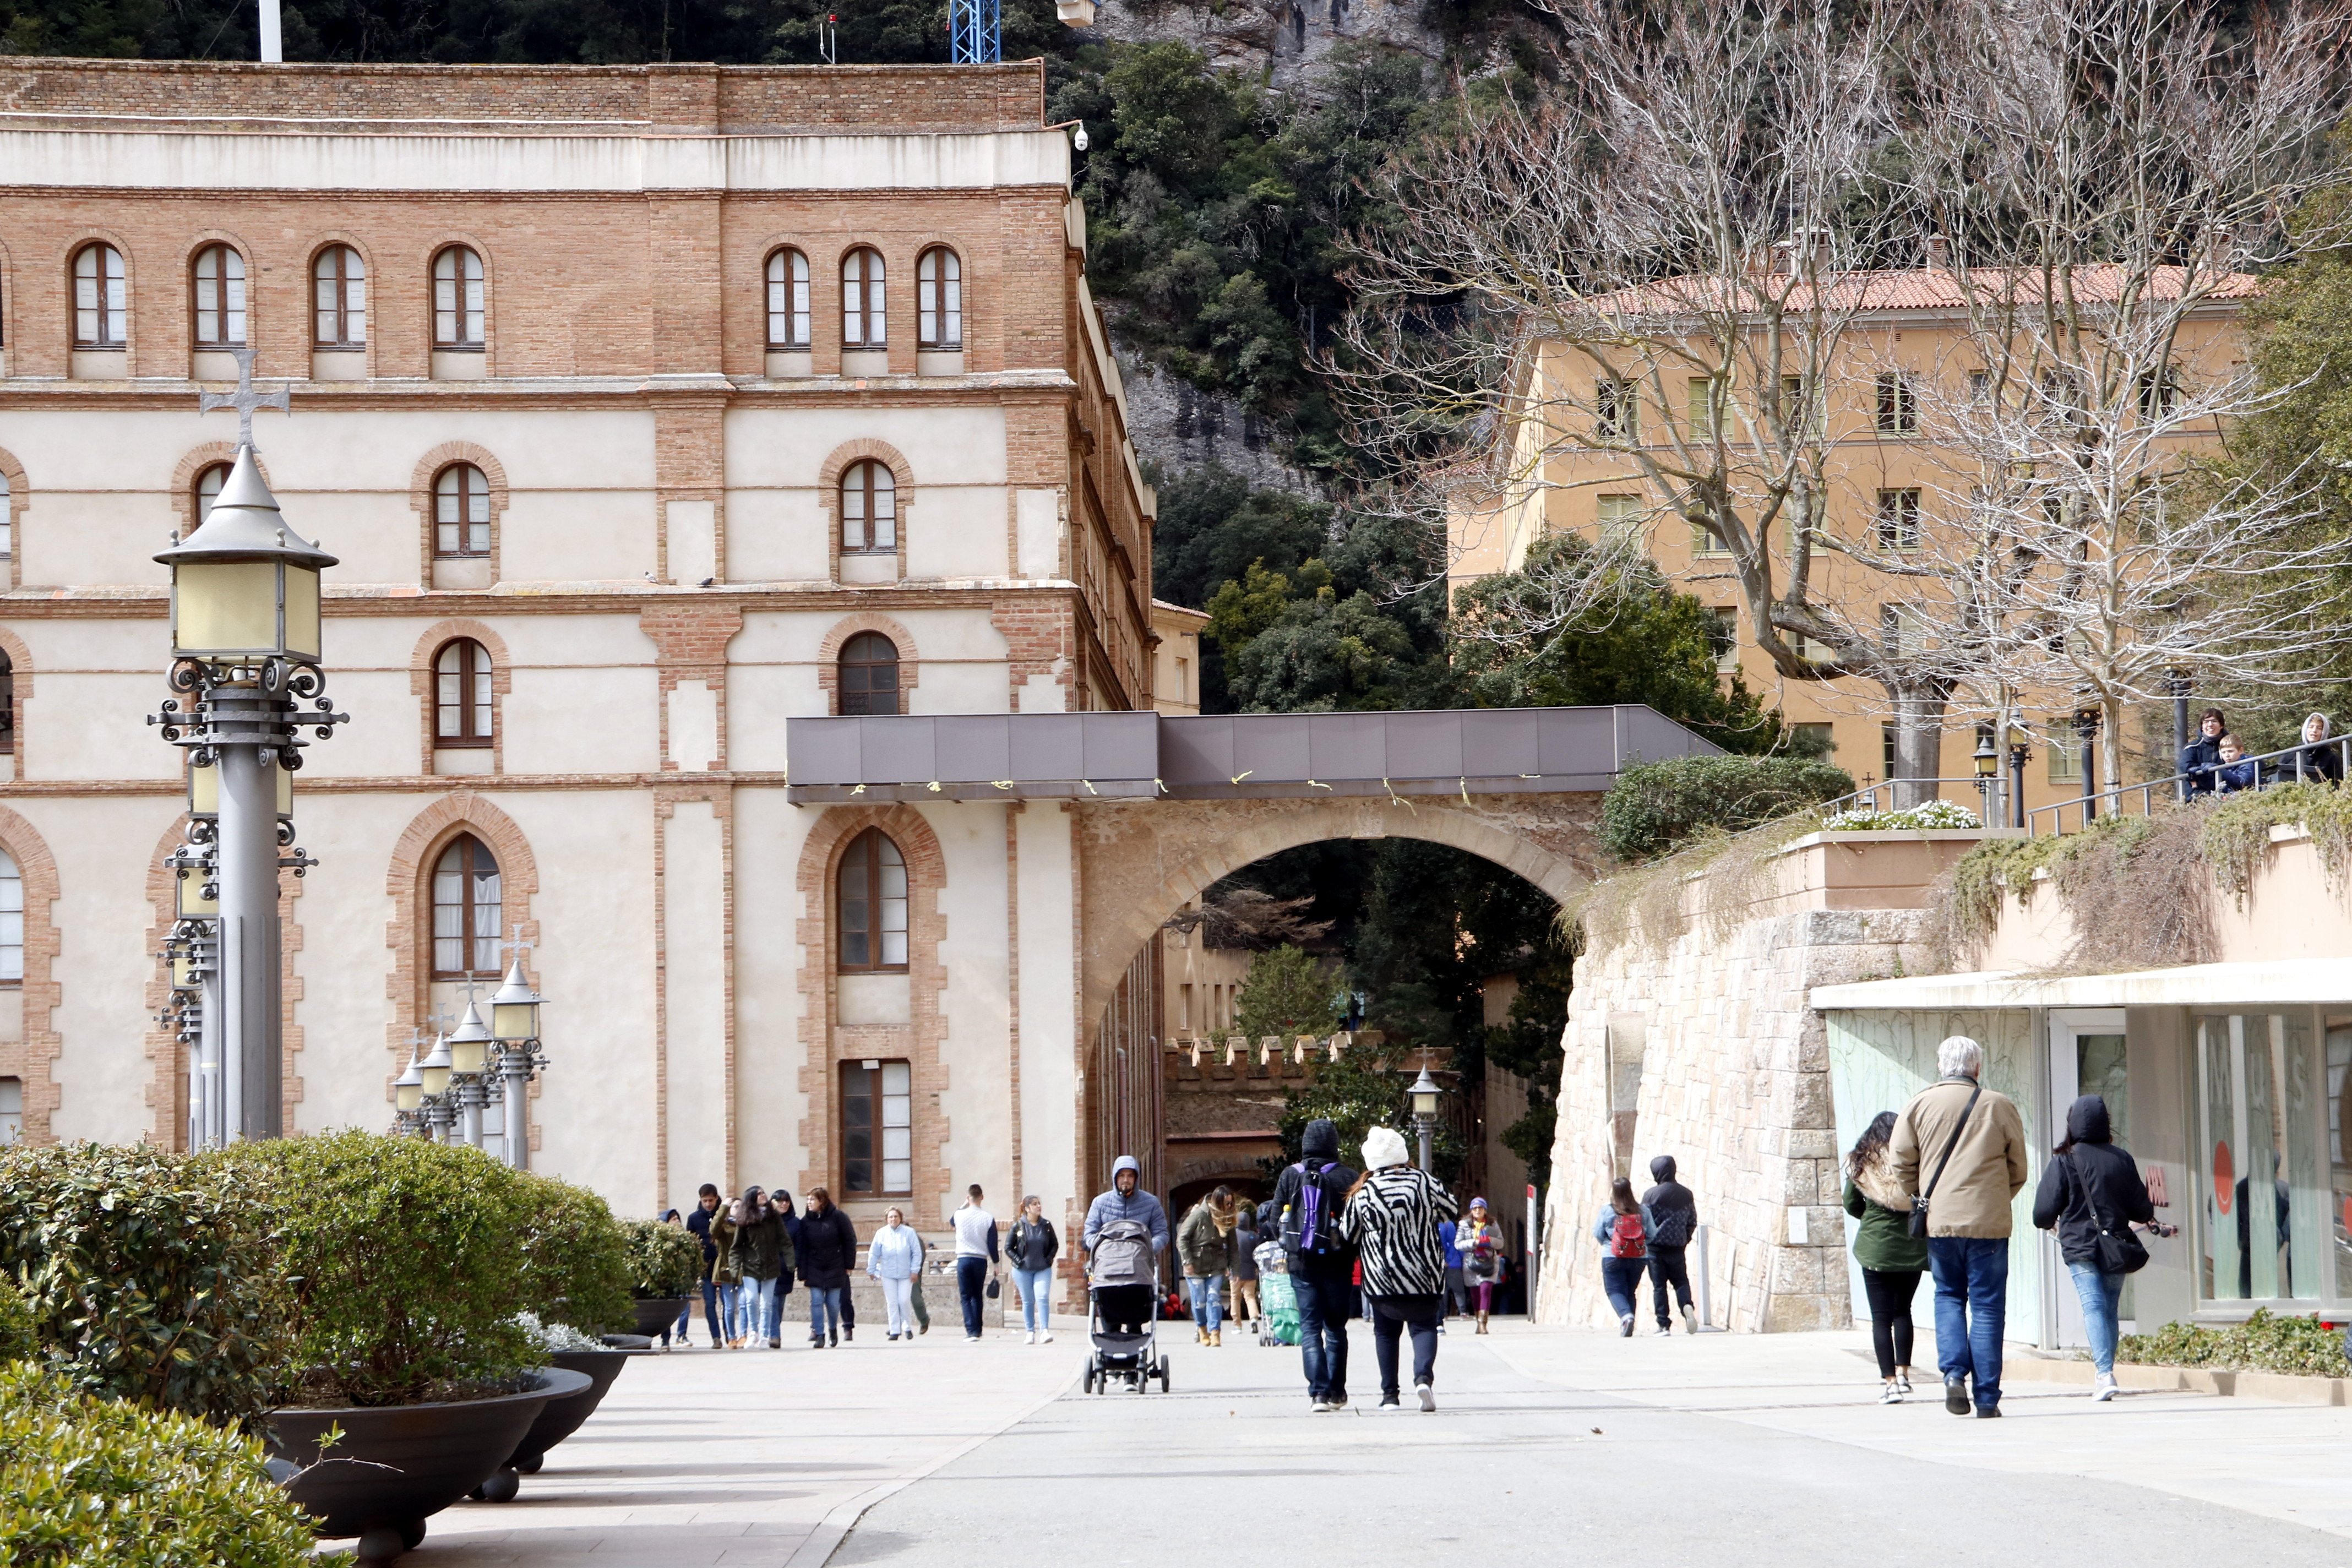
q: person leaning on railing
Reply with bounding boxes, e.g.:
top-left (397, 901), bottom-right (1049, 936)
top-left (2214, 734), bottom-right (2262, 795)
top-left (2286, 712), bottom-right (2345, 786)
top-left (2178, 707), bottom-right (2227, 797)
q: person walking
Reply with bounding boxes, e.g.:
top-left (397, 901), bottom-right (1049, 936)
top-left (952, 1184), bottom-right (1000, 1341)
top-left (1892, 1035), bottom-right (2029, 1418)
top-left (1640, 1156), bottom-right (1700, 1336)
top-left (1592, 1178), bottom-right (1649, 1336)
top-left (1006, 1195), bottom-right (1059, 1344)
top-left (2033, 1095), bottom-right (2158, 1403)
top-left (729, 1186), bottom-right (792, 1349)
top-left (709, 1195), bottom-right (748, 1348)
top-left (1843, 1110), bottom-right (1931, 1403)
top-left (1272, 1118), bottom-right (1359, 1412)
top-left (1438, 1211), bottom-right (1466, 1330)
top-left (1230, 1208), bottom-right (1261, 1328)
top-left (798, 1187), bottom-right (858, 1348)
top-left (1456, 1197), bottom-right (1506, 1333)
top-left (659, 1209), bottom-right (693, 1347)
top-left (867, 1206), bottom-right (925, 1342)
top-left (1083, 1155), bottom-right (1169, 1335)
top-left (684, 1184), bottom-right (724, 1348)
top-left (1340, 1127), bottom-right (1456, 1412)
top-left (1177, 1186), bottom-right (1239, 1346)
top-left (766, 1187), bottom-right (801, 1347)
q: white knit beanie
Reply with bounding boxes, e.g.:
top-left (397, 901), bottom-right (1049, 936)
top-left (1362, 1125), bottom-right (1410, 1171)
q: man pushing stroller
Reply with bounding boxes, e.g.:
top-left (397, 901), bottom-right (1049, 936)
top-left (1082, 1154), bottom-right (1168, 1333)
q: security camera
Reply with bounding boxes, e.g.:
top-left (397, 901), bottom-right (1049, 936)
top-left (1072, 124), bottom-right (1089, 153)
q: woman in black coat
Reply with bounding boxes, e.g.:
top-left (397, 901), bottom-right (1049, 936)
top-left (797, 1187), bottom-right (859, 1348)
top-left (2032, 1095), bottom-right (2157, 1402)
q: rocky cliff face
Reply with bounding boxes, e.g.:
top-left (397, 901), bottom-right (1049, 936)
top-left (1073, 0), bottom-right (1442, 92)
top-left (1120, 361), bottom-right (1323, 495)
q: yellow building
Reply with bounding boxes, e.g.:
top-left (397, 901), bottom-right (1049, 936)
top-left (1447, 265), bottom-right (2255, 813)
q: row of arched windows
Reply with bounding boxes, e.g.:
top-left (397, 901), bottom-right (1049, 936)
top-left (70, 241), bottom-right (486, 353)
top-left (764, 245), bottom-right (962, 351)
top-left (196, 457), bottom-right (491, 565)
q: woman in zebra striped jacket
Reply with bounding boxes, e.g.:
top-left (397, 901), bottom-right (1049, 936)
top-left (1340, 1126), bottom-right (1460, 1412)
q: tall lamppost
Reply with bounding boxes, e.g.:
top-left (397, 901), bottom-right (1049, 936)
top-left (2074, 703), bottom-right (2102, 823)
top-left (447, 1001), bottom-right (493, 1149)
top-left (1972, 725), bottom-right (2000, 825)
top-left (393, 1035), bottom-right (427, 1137)
top-left (1409, 1063), bottom-right (1443, 1173)
top-left (488, 950), bottom-right (547, 1170)
top-left (418, 1031), bottom-right (455, 1143)
top-left (150, 422), bottom-right (346, 1145)
top-left (2006, 721), bottom-right (2033, 831)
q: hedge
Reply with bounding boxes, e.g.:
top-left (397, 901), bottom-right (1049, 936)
top-left (1597, 755), bottom-right (1855, 863)
top-left (624, 1219), bottom-right (705, 1301)
top-left (513, 1170), bottom-right (634, 1335)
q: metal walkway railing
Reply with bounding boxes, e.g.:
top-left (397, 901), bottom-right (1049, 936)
top-left (2025, 735), bottom-right (2347, 837)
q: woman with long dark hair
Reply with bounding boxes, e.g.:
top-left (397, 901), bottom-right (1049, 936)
top-left (1591, 1176), bottom-right (1649, 1336)
top-left (1843, 1110), bottom-right (1930, 1402)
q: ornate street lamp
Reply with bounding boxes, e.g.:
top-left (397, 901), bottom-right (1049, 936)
top-left (1972, 725), bottom-right (2000, 824)
top-left (1409, 1063), bottom-right (1443, 1173)
top-left (447, 1001), bottom-right (493, 1149)
top-left (488, 952), bottom-right (548, 1170)
top-left (418, 1031), bottom-right (455, 1142)
top-left (2006, 721), bottom-right (2033, 831)
top-left (393, 1037), bottom-right (427, 1136)
top-left (149, 367), bottom-right (346, 1146)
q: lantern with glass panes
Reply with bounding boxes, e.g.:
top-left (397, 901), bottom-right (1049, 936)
top-left (486, 947), bottom-right (548, 1169)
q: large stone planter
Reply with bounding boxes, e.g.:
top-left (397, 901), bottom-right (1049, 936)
top-left (268, 1367), bottom-right (591, 1565)
top-left (479, 1345), bottom-right (644, 1498)
top-left (630, 1295), bottom-right (690, 1338)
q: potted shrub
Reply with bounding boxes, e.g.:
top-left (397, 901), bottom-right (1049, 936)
top-left (624, 1216), bottom-right (704, 1341)
top-left (223, 1131), bottom-right (586, 1565)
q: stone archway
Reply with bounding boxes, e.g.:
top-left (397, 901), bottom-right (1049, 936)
top-left (1074, 790), bottom-right (1605, 1036)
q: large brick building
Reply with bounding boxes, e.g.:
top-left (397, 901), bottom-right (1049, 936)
top-left (0, 57), bottom-right (1160, 1266)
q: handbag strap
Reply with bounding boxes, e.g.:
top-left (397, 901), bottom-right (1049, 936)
top-left (2067, 1150), bottom-right (2117, 1235)
top-left (1919, 1081), bottom-right (1984, 1205)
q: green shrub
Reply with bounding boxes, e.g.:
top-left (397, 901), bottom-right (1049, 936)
top-left (623, 1219), bottom-right (704, 1301)
top-left (0, 1143), bottom-right (290, 1429)
top-left (0, 1359), bottom-right (315, 1567)
top-left (1234, 944), bottom-right (1343, 1041)
top-left (1598, 755), bottom-right (1855, 863)
top-left (219, 1130), bottom-right (537, 1408)
top-left (0, 1280), bottom-right (35, 1364)
top-left (513, 1171), bottom-right (634, 1335)
top-left (2119, 1308), bottom-right (2351, 1377)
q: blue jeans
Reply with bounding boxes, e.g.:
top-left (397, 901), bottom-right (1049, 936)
top-left (957, 1256), bottom-right (990, 1336)
top-left (1929, 1236), bottom-right (2011, 1407)
top-left (717, 1281), bottom-right (743, 1340)
top-left (669, 1298), bottom-right (689, 1344)
top-left (764, 1277), bottom-right (791, 1341)
top-left (1014, 1267), bottom-right (1054, 1332)
top-left (738, 1275), bottom-right (777, 1342)
top-left (700, 1278), bottom-right (722, 1343)
top-left (808, 1284), bottom-right (844, 1340)
top-left (2069, 1261), bottom-right (2124, 1376)
top-left (1188, 1274), bottom-right (1226, 1332)
top-left (1292, 1272), bottom-right (1352, 1404)
top-left (1600, 1256), bottom-right (1647, 1322)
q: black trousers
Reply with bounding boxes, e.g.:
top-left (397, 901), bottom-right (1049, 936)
top-left (1648, 1245), bottom-right (1692, 1325)
top-left (1861, 1266), bottom-right (1921, 1379)
top-left (1368, 1292), bottom-right (1441, 1401)
top-left (1095, 1283), bottom-right (1154, 1335)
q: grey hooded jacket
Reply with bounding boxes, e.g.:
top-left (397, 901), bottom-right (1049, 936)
top-left (1082, 1154), bottom-right (1169, 1257)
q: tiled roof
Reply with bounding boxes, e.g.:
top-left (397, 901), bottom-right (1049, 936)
top-left (1579, 263), bottom-right (2259, 318)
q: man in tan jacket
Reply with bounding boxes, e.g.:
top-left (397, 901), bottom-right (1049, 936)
top-left (1890, 1035), bottom-right (2028, 1419)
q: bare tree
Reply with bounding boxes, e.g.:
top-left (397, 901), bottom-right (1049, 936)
top-left (1162, 888), bottom-right (1336, 949)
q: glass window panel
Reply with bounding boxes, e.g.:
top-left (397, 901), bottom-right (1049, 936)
top-left (2198, 1014), bottom-right (2245, 1300)
top-left (882, 1061), bottom-right (910, 1095)
top-left (2278, 1012), bottom-right (2324, 1300)
top-left (2327, 1016), bottom-right (2352, 1299)
top-left (882, 1125), bottom-right (911, 1160)
top-left (883, 1159), bottom-right (911, 1192)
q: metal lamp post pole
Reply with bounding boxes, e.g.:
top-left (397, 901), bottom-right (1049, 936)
top-left (488, 946), bottom-right (547, 1170)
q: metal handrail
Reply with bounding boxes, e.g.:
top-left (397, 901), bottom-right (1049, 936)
top-left (2024, 734), bottom-right (2349, 838)
top-left (1812, 776), bottom-right (1999, 820)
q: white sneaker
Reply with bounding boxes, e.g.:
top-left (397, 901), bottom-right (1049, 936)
top-left (1415, 1382), bottom-right (1435, 1412)
top-left (1024, 1330), bottom-right (1036, 1345)
top-left (1039, 1330), bottom-right (1053, 1344)
top-left (2093, 1374), bottom-right (2118, 1402)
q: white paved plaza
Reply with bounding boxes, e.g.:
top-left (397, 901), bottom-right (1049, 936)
top-left (348, 1321), bottom-right (2352, 1564)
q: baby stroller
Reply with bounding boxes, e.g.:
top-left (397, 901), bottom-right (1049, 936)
top-left (1082, 1219), bottom-right (1170, 1394)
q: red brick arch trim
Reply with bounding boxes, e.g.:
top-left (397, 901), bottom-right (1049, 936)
top-left (792, 804), bottom-right (949, 1217)
top-left (416, 235), bottom-right (497, 374)
top-left (382, 792), bottom-right (542, 1130)
top-left (0, 805), bottom-right (63, 1146)
top-left (0, 448), bottom-right (25, 573)
top-left (814, 612), bottom-right (922, 712)
top-left (0, 625), bottom-right (30, 769)
top-left (409, 619), bottom-right (514, 776)
top-left (817, 438), bottom-right (914, 587)
top-left (409, 442), bottom-right (511, 589)
top-left (303, 233), bottom-right (378, 373)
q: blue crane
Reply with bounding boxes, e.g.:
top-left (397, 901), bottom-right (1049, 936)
top-left (950, 0), bottom-right (1002, 63)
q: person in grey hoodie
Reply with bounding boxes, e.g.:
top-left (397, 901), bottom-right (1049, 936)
top-left (1082, 1155), bottom-right (1168, 1335)
top-left (1640, 1155), bottom-right (1700, 1336)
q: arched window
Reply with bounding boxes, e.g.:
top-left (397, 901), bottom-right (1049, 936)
top-left (839, 460), bottom-right (896, 554)
top-left (434, 638), bottom-right (494, 747)
top-left (72, 243), bottom-right (126, 349)
top-left (434, 464), bottom-right (490, 558)
top-left (837, 828), bottom-right (907, 972)
top-left (766, 248), bottom-right (810, 349)
top-left (838, 631), bottom-right (901, 716)
top-left (194, 461), bottom-right (232, 521)
top-left (312, 245), bottom-right (366, 347)
top-left (431, 834), bottom-right (502, 978)
top-left (917, 247), bottom-right (962, 350)
top-left (191, 244), bottom-right (247, 349)
top-left (0, 850), bottom-right (19, 983)
top-left (0, 651), bottom-right (13, 760)
top-left (432, 246), bottom-right (485, 349)
top-left (842, 247), bottom-right (885, 347)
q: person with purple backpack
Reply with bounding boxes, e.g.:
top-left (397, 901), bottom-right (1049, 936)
top-left (1273, 1118), bottom-right (1360, 1412)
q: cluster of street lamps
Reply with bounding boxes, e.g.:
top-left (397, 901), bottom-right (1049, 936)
top-left (393, 951), bottom-right (548, 1168)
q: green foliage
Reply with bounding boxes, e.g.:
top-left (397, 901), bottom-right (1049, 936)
top-left (1597, 755), bottom-right (1855, 864)
top-left (512, 1171), bottom-right (634, 1335)
top-left (1819, 801), bottom-right (1981, 831)
top-left (0, 1143), bottom-right (290, 1430)
top-left (623, 1219), bottom-right (705, 1301)
top-left (0, 1281), bottom-right (36, 1365)
top-left (0, 1360), bottom-right (316, 1567)
top-left (2119, 1309), bottom-right (2351, 1378)
top-left (1150, 465), bottom-right (1333, 612)
top-left (1452, 536), bottom-right (1789, 755)
top-left (1235, 944), bottom-right (1343, 1042)
top-left (220, 1130), bottom-right (537, 1408)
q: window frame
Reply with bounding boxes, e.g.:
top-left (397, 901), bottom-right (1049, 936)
top-left (312, 244), bottom-right (367, 349)
top-left (0, 658), bottom-right (13, 762)
top-left (429, 834), bottom-right (503, 979)
top-left (1595, 377), bottom-right (1637, 443)
top-left (839, 460), bottom-right (898, 554)
top-left (836, 826), bottom-right (910, 974)
top-left (433, 637), bottom-right (495, 748)
top-left (1874, 371), bottom-right (1917, 435)
top-left (432, 245), bottom-right (485, 350)
top-left (190, 243), bottom-right (247, 350)
top-left (842, 247), bottom-right (886, 348)
top-left (433, 463), bottom-right (492, 559)
top-left (837, 631), bottom-right (902, 716)
top-left (839, 1058), bottom-right (913, 1197)
top-left (766, 247), bottom-right (812, 350)
top-left (1874, 487), bottom-right (1923, 551)
top-left (917, 246), bottom-right (962, 350)
top-left (194, 461), bottom-right (232, 523)
top-left (72, 242), bottom-right (126, 350)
